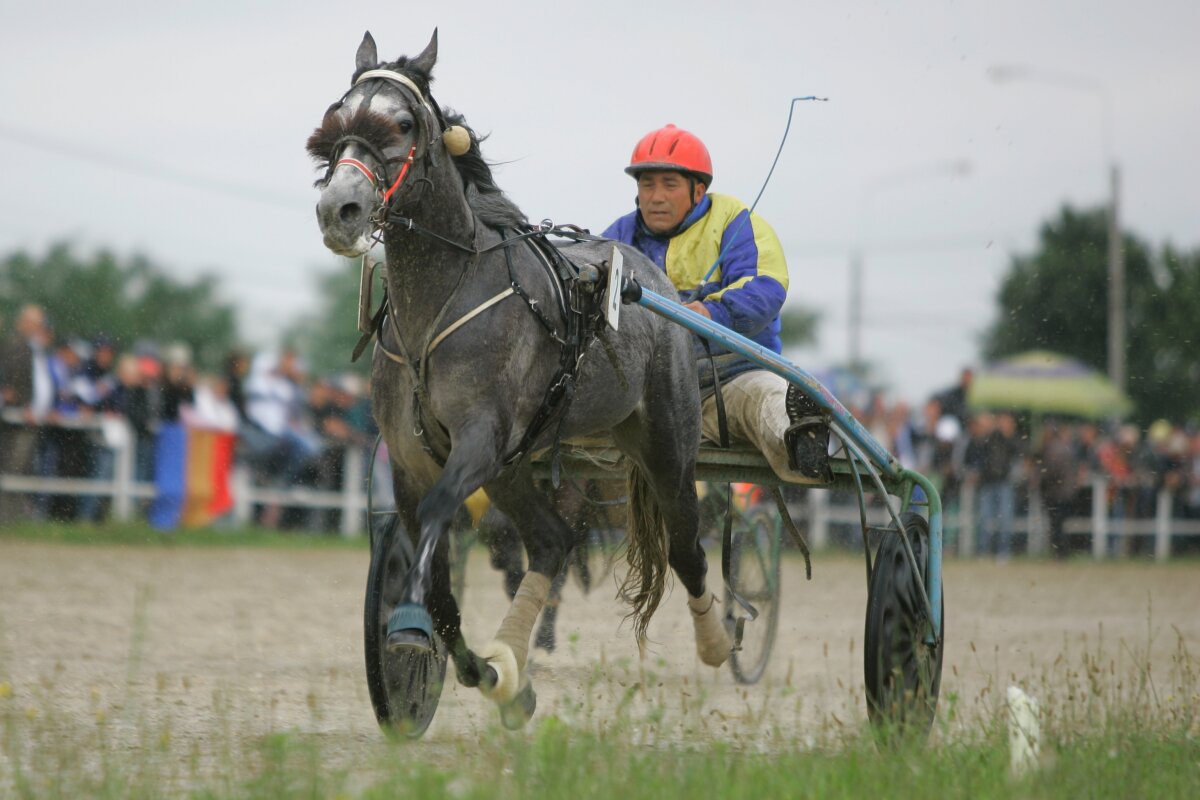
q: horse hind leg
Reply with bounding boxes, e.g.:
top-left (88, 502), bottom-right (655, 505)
top-left (533, 568), bottom-right (567, 653)
top-left (480, 503), bottom-right (564, 653)
top-left (617, 393), bottom-right (731, 668)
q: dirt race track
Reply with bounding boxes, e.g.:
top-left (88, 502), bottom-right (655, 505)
top-left (1, 538), bottom-right (1198, 764)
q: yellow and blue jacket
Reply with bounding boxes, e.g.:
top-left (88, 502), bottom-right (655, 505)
top-left (602, 193), bottom-right (789, 358)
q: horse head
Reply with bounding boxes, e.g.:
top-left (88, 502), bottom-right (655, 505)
top-left (307, 30), bottom-right (470, 257)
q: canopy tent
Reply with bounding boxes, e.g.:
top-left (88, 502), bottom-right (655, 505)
top-left (966, 350), bottom-right (1132, 420)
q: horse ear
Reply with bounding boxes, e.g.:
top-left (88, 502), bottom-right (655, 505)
top-left (356, 31), bottom-right (378, 73)
top-left (410, 29), bottom-right (438, 77)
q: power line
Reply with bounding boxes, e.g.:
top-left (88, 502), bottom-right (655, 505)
top-left (0, 121), bottom-right (301, 211)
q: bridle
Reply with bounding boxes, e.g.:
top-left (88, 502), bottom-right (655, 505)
top-left (321, 68), bottom-right (440, 237)
top-left (334, 144), bottom-right (417, 207)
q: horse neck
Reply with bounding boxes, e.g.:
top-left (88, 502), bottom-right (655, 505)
top-left (383, 166), bottom-right (478, 337)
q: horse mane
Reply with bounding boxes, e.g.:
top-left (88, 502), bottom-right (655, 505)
top-left (441, 108), bottom-right (528, 229)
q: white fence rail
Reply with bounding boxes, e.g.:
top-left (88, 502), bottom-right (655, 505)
top-left (803, 478), bottom-right (1200, 560)
top-left (3, 411), bottom-right (1199, 557)
top-left (0, 412), bottom-right (369, 536)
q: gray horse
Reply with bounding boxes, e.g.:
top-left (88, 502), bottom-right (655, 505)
top-left (308, 30), bottom-right (730, 726)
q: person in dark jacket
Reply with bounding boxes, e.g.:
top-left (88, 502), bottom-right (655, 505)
top-left (972, 412), bottom-right (1022, 559)
top-left (1038, 421), bottom-right (1079, 559)
top-left (0, 305), bottom-right (53, 523)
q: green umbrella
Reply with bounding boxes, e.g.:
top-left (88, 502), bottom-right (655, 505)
top-left (966, 350), bottom-right (1132, 419)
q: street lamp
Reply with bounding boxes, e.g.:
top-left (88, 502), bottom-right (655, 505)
top-left (849, 159), bottom-right (972, 373)
top-left (988, 64), bottom-right (1125, 392)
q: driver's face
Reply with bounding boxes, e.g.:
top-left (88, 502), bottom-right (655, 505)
top-left (637, 170), bottom-right (704, 235)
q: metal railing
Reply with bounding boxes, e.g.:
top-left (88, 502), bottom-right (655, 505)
top-left (0, 411), bottom-right (368, 536)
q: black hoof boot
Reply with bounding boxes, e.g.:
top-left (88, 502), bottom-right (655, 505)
top-left (452, 648), bottom-right (488, 689)
top-left (534, 607), bottom-right (557, 653)
top-left (569, 537), bottom-right (592, 594)
top-left (784, 383), bottom-right (833, 483)
top-left (385, 604), bottom-right (434, 655)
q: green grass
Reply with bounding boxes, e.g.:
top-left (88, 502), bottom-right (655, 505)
top-left (2, 695), bottom-right (1197, 799)
top-left (2, 624), bottom-right (1197, 799)
top-left (0, 520), bottom-right (368, 550)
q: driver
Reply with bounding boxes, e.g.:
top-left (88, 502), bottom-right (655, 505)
top-left (602, 124), bottom-right (830, 483)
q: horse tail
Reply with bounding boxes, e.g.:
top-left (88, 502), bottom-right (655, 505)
top-left (619, 461), bottom-right (670, 643)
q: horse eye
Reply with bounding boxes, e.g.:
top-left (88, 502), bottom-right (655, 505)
top-left (398, 119), bottom-right (413, 134)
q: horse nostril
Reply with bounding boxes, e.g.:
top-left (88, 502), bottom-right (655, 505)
top-left (339, 202), bottom-right (362, 224)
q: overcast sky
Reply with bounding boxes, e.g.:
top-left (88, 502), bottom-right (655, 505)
top-left (2, 0), bottom-right (1197, 403)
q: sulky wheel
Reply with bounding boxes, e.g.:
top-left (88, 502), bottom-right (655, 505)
top-left (725, 505), bottom-right (782, 685)
top-left (364, 514), bottom-right (448, 738)
top-left (864, 511), bottom-right (944, 743)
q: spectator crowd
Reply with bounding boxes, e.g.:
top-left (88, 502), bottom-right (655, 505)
top-left (0, 304), bottom-right (375, 532)
top-left (841, 369), bottom-right (1200, 559)
top-left (3, 304), bottom-right (1199, 553)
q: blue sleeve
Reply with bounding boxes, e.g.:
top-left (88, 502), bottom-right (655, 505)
top-left (701, 211), bottom-right (788, 337)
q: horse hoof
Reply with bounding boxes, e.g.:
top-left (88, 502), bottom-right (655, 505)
top-left (499, 680), bottom-right (537, 730)
top-left (385, 603), bottom-right (434, 654)
top-left (477, 640), bottom-right (520, 704)
top-left (386, 628), bottom-right (432, 654)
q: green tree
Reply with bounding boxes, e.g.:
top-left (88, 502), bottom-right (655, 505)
top-left (0, 243), bottom-right (239, 367)
top-left (982, 205), bottom-right (1200, 424)
top-left (286, 258), bottom-right (368, 378)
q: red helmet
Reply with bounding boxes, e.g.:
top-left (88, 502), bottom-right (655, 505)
top-left (625, 124), bottom-right (713, 186)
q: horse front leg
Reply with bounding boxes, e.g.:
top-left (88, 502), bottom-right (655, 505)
top-left (386, 419), bottom-right (504, 657)
top-left (472, 468), bottom-right (572, 727)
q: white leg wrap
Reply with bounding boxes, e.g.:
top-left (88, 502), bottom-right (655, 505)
top-left (477, 639), bottom-right (521, 704)
top-left (494, 572), bottom-right (552, 672)
top-left (478, 572), bottom-right (552, 705)
top-left (688, 592), bottom-right (731, 668)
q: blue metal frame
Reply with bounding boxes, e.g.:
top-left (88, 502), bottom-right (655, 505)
top-left (627, 285), bottom-right (943, 638)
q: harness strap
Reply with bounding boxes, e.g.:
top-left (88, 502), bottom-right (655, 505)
top-left (352, 298), bottom-right (389, 363)
top-left (427, 287), bottom-right (516, 355)
top-left (772, 486), bottom-right (813, 580)
top-left (362, 223), bottom-right (601, 471)
top-left (374, 285), bottom-right (517, 366)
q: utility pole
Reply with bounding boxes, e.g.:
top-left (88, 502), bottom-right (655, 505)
top-left (1107, 163), bottom-right (1125, 391)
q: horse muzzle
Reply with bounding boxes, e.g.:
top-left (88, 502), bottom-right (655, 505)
top-left (315, 182), bottom-right (376, 257)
